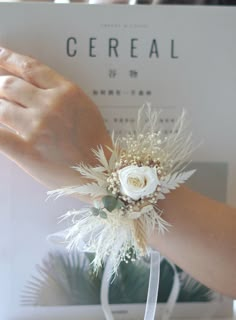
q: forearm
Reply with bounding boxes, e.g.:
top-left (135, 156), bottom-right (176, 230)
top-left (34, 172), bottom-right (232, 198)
top-left (148, 186), bottom-right (236, 298)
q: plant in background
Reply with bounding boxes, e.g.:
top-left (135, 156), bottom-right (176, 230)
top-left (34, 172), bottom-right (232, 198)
top-left (21, 250), bottom-right (215, 306)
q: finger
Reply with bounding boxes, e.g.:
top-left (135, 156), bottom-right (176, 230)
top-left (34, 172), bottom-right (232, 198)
top-left (0, 127), bottom-right (27, 161)
top-left (0, 47), bottom-right (65, 89)
top-left (0, 75), bottom-right (44, 108)
top-left (0, 67), bottom-right (10, 76)
top-left (0, 99), bottom-right (28, 134)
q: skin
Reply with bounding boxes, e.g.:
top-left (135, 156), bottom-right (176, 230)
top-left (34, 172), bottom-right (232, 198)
top-left (0, 47), bottom-right (112, 190)
top-left (149, 186), bottom-right (236, 298)
top-left (0, 47), bottom-right (235, 298)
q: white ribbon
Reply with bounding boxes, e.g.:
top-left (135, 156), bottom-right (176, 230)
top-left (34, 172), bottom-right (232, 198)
top-left (144, 250), bottom-right (161, 320)
top-left (101, 240), bottom-right (125, 320)
top-left (48, 229), bottom-right (180, 320)
top-left (101, 250), bottom-right (180, 320)
top-left (160, 258), bottom-right (180, 320)
top-left (101, 256), bottom-right (115, 320)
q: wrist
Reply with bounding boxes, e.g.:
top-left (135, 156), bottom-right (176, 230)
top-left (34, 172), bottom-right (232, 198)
top-left (147, 186), bottom-right (191, 252)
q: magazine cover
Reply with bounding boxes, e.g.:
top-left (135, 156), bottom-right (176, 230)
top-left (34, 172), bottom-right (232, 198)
top-left (0, 3), bottom-right (234, 319)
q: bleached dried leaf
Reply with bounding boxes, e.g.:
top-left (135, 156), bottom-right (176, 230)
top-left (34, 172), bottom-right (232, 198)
top-left (156, 193), bottom-right (166, 200)
top-left (75, 183), bottom-right (107, 197)
top-left (162, 169), bottom-right (196, 191)
top-left (93, 166), bottom-right (106, 172)
top-left (92, 145), bottom-right (110, 171)
top-left (72, 164), bottom-right (106, 184)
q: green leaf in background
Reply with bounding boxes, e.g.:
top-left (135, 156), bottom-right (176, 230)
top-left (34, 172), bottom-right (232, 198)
top-left (21, 251), bottom-right (215, 306)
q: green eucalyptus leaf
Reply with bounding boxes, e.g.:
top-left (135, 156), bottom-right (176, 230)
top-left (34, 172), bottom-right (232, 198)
top-left (91, 207), bottom-right (100, 216)
top-left (116, 199), bottom-right (125, 209)
top-left (99, 210), bottom-right (107, 219)
top-left (102, 195), bottom-right (117, 212)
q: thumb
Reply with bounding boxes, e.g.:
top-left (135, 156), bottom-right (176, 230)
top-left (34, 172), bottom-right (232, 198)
top-left (0, 127), bottom-right (27, 162)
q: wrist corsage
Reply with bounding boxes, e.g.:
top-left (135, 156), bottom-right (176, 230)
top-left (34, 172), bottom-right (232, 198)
top-left (48, 105), bottom-right (195, 276)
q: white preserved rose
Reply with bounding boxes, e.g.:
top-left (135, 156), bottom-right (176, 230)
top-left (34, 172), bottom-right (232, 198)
top-left (118, 165), bottom-right (159, 201)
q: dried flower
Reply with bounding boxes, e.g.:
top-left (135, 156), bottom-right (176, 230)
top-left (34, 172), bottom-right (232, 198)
top-left (118, 165), bottom-right (159, 201)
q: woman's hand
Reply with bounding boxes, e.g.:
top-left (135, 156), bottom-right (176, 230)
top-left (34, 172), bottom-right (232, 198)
top-left (0, 47), bottom-right (112, 189)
